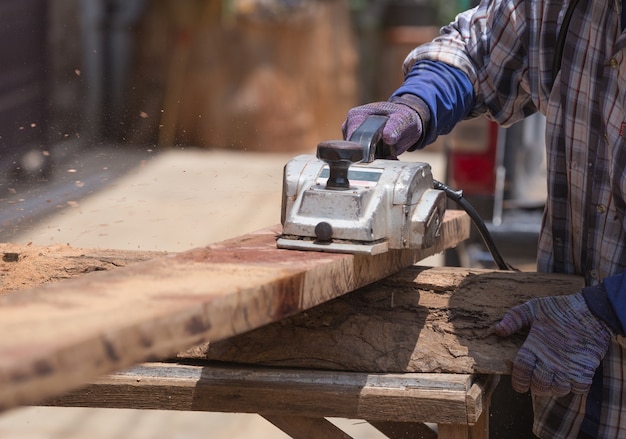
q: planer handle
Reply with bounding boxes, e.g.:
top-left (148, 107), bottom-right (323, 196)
top-left (347, 115), bottom-right (392, 162)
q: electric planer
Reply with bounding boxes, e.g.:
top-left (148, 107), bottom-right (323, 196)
top-left (277, 115), bottom-right (446, 255)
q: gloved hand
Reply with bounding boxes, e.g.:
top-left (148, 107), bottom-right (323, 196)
top-left (341, 94), bottom-right (428, 155)
top-left (495, 292), bottom-right (613, 397)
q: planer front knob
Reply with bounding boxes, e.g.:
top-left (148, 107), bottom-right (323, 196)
top-left (316, 140), bottom-right (364, 190)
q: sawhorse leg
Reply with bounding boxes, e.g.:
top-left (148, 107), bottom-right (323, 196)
top-left (438, 401), bottom-right (489, 439)
top-left (262, 415), bottom-right (353, 439)
top-left (371, 421), bottom-right (437, 438)
top-left (262, 407), bottom-right (488, 439)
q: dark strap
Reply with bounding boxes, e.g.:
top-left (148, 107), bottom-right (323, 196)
top-left (551, 0), bottom-right (581, 85)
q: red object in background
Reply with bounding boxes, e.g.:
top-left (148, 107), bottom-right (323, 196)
top-left (447, 120), bottom-right (499, 196)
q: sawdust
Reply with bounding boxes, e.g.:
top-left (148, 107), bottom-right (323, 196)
top-left (0, 243), bottom-right (164, 294)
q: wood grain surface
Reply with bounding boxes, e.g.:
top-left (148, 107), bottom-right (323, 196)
top-left (0, 210), bottom-right (469, 411)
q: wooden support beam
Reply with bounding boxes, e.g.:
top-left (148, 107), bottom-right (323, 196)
top-left (0, 211), bottom-right (469, 411)
top-left (438, 405), bottom-right (489, 439)
top-left (182, 266), bottom-right (584, 374)
top-left (47, 361), bottom-right (492, 426)
top-left (370, 421), bottom-right (437, 439)
top-left (261, 415), bottom-right (354, 439)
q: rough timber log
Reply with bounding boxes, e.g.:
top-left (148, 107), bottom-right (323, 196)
top-left (0, 210), bottom-right (469, 411)
top-left (183, 265), bottom-right (584, 374)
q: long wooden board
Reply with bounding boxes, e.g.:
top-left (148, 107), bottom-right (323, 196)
top-left (0, 210), bottom-right (469, 411)
top-left (47, 361), bottom-right (493, 426)
top-left (182, 266), bottom-right (584, 374)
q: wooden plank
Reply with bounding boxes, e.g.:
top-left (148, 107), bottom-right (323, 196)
top-left (183, 266), bottom-right (584, 374)
top-left (47, 361), bottom-right (478, 425)
top-left (0, 211), bottom-right (469, 411)
top-left (261, 415), bottom-right (354, 439)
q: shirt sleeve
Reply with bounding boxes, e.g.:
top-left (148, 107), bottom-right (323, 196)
top-left (400, 0), bottom-right (538, 126)
top-left (390, 60), bottom-right (475, 148)
top-left (582, 273), bottom-right (626, 336)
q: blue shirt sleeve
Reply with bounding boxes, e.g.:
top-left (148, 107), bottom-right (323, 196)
top-left (597, 271), bottom-right (626, 334)
top-left (390, 60), bottom-right (475, 147)
top-left (582, 272), bottom-right (626, 335)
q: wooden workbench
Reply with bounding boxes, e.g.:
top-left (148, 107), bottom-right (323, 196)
top-left (0, 211), bottom-right (585, 438)
top-left (46, 265), bottom-right (583, 438)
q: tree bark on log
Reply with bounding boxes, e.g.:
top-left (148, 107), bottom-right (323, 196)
top-left (182, 266), bottom-right (584, 374)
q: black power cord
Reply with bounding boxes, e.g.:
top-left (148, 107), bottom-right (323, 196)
top-left (434, 179), bottom-right (517, 271)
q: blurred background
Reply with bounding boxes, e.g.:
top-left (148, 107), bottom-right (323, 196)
top-left (0, 0), bottom-right (477, 249)
top-left (1, 0), bottom-right (471, 159)
top-left (0, 1), bottom-right (541, 437)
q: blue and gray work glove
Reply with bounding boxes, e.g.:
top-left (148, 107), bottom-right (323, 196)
top-left (341, 94), bottom-right (430, 155)
top-left (495, 292), bottom-right (614, 397)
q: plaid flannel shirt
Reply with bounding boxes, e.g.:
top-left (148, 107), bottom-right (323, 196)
top-left (401, 0), bottom-right (626, 437)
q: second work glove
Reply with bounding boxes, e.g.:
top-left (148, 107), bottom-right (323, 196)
top-left (495, 292), bottom-right (613, 397)
top-left (341, 94), bottom-right (429, 155)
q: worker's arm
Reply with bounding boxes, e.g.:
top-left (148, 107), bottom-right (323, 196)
top-left (495, 269), bottom-right (626, 398)
top-left (390, 60), bottom-right (475, 148)
top-left (495, 292), bottom-right (614, 397)
top-left (495, 269), bottom-right (626, 397)
top-left (342, 60), bottom-right (474, 153)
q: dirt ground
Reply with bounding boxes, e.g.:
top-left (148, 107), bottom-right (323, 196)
top-left (0, 146), bottom-right (444, 438)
